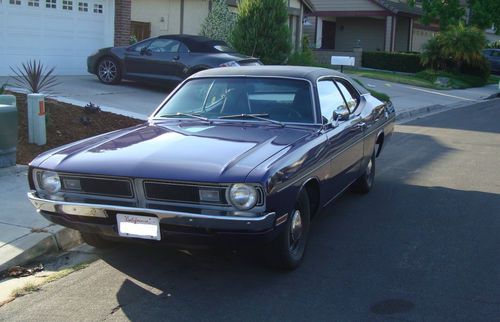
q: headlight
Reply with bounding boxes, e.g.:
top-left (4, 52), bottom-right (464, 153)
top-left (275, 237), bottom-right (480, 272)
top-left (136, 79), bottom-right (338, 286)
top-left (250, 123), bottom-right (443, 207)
top-left (228, 184), bottom-right (258, 210)
top-left (40, 171), bottom-right (61, 194)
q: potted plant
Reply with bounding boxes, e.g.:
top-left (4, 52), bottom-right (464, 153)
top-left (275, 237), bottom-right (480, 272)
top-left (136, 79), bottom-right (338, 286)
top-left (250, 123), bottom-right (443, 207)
top-left (10, 60), bottom-right (58, 146)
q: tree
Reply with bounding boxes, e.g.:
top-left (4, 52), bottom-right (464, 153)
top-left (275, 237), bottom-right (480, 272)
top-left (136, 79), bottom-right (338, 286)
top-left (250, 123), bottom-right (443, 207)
top-left (231, 0), bottom-right (291, 64)
top-left (199, 0), bottom-right (235, 44)
top-left (408, 0), bottom-right (464, 30)
top-left (467, 0), bottom-right (500, 33)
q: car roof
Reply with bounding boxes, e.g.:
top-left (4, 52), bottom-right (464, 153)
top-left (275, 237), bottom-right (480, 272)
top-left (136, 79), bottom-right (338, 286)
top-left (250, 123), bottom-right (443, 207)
top-left (192, 66), bottom-right (369, 94)
top-left (157, 34), bottom-right (229, 53)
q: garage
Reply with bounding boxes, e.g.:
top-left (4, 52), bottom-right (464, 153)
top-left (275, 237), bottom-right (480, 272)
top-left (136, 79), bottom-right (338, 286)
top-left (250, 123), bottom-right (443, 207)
top-left (0, 0), bottom-right (115, 75)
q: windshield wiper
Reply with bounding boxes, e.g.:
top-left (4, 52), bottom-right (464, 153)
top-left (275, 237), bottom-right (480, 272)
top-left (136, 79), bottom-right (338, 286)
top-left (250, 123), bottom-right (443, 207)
top-left (161, 112), bottom-right (210, 123)
top-left (218, 113), bottom-right (284, 127)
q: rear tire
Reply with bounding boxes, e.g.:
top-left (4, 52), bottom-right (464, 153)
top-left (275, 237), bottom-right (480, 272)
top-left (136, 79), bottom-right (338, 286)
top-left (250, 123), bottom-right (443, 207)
top-left (267, 190), bottom-right (311, 270)
top-left (80, 232), bottom-right (114, 248)
top-left (97, 57), bottom-right (121, 84)
top-left (353, 150), bottom-right (376, 194)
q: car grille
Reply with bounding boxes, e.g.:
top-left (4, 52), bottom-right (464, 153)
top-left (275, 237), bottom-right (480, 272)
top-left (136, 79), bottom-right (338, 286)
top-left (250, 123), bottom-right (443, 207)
top-left (143, 181), bottom-right (228, 205)
top-left (60, 175), bottom-right (133, 198)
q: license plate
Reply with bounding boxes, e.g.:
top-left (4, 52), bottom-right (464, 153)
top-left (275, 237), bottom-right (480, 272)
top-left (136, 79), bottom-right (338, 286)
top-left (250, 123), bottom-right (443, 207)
top-left (116, 214), bottom-right (161, 241)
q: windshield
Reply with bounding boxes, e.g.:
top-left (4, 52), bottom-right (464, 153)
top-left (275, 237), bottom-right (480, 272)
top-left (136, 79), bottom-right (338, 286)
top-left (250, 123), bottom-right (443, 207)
top-left (155, 78), bottom-right (315, 124)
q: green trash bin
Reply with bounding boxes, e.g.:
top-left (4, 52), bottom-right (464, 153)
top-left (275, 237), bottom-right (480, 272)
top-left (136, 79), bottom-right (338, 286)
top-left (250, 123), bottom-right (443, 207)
top-left (0, 95), bottom-right (18, 167)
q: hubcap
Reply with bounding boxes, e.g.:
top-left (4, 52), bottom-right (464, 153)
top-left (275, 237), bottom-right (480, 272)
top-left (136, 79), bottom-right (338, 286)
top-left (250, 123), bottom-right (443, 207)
top-left (366, 159), bottom-right (373, 177)
top-left (98, 60), bottom-right (117, 83)
top-left (289, 210), bottom-right (303, 250)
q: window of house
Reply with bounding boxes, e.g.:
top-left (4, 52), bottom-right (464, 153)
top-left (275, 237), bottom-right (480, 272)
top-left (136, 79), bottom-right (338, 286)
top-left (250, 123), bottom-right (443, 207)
top-left (46, 0), bottom-right (56, 8)
top-left (317, 80), bottom-right (349, 122)
top-left (78, 2), bottom-right (88, 11)
top-left (28, 0), bottom-right (40, 7)
top-left (62, 0), bottom-right (73, 10)
top-left (9, 0), bottom-right (22, 5)
top-left (93, 3), bottom-right (103, 13)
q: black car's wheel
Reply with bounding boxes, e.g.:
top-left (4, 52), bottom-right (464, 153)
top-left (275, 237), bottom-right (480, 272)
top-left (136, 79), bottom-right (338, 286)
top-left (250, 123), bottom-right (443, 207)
top-left (80, 232), bottom-right (114, 248)
top-left (353, 149), bottom-right (376, 193)
top-left (97, 58), bottom-right (121, 84)
top-left (267, 190), bottom-right (310, 270)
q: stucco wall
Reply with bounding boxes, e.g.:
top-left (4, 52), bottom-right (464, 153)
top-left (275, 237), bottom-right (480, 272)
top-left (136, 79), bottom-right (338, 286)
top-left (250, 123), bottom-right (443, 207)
top-left (131, 0), bottom-right (181, 35)
top-left (335, 17), bottom-right (385, 51)
top-left (183, 0), bottom-right (210, 35)
top-left (394, 16), bottom-right (410, 52)
top-left (412, 28), bottom-right (435, 52)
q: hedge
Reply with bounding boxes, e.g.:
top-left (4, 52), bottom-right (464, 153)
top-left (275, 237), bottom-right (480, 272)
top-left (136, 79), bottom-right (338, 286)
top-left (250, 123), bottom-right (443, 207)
top-left (362, 51), bottom-right (424, 73)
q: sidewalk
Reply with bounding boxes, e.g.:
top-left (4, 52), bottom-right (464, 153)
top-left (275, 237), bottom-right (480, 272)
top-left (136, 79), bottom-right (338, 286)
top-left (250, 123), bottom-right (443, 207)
top-left (0, 166), bottom-right (81, 274)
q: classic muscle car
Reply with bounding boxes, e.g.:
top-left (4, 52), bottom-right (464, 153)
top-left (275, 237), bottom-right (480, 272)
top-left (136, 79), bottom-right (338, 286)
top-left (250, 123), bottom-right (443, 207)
top-left (27, 66), bottom-right (395, 269)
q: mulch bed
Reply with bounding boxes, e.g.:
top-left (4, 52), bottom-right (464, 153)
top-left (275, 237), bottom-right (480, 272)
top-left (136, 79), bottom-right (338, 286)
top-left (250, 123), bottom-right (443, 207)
top-left (10, 91), bottom-right (144, 165)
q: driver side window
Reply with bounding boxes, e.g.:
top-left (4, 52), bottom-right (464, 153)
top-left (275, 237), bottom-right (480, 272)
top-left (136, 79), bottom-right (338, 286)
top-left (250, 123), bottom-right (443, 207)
top-left (148, 39), bottom-right (181, 53)
top-left (317, 80), bottom-right (349, 123)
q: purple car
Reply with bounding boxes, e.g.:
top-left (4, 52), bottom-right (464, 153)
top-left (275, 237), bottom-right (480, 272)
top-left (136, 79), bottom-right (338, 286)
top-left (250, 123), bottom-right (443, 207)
top-left (27, 66), bottom-right (395, 270)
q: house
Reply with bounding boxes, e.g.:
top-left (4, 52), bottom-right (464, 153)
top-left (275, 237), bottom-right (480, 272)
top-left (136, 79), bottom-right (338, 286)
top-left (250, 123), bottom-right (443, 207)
top-left (0, 0), bottom-right (312, 76)
top-left (303, 0), bottom-right (438, 57)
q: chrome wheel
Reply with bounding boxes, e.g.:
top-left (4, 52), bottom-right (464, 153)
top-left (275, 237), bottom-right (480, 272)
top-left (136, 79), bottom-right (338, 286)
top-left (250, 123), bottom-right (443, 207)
top-left (289, 209), bottom-right (303, 252)
top-left (98, 60), bottom-right (118, 83)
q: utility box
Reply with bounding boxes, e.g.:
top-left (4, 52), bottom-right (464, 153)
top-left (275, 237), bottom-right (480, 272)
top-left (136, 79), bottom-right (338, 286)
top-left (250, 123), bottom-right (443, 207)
top-left (0, 95), bottom-right (18, 167)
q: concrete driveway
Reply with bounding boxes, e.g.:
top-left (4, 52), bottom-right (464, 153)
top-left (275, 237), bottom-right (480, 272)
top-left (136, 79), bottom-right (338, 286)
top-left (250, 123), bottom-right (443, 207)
top-left (1, 75), bottom-right (170, 119)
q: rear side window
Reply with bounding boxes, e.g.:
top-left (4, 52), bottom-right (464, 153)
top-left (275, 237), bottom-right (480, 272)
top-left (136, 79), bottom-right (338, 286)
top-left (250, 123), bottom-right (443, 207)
top-left (317, 80), bottom-right (348, 122)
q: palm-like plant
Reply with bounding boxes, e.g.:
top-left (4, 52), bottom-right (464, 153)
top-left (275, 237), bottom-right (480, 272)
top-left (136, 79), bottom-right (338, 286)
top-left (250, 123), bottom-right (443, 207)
top-left (10, 60), bottom-right (58, 93)
top-left (438, 23), bottom-right (486, 71)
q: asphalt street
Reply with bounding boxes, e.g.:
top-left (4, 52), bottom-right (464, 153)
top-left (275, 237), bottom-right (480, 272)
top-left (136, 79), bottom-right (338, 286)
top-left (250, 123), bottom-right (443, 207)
top-left (0, 100), bottom-right (499, 321)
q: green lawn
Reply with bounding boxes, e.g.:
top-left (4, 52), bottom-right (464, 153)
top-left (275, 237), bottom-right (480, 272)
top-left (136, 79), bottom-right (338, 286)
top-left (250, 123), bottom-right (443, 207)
top-left (343, 67), bottom-right (499, 90)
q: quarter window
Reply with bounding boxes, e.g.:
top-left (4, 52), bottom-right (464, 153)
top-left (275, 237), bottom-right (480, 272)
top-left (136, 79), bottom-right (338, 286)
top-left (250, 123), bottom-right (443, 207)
top-left (317, 80), bottom-right (348, 122)
top-left (62, 0), bottom-right (73, 10)
top-left (46, 0), bottom-right (56, 8)
top-left (335, 81), bottom-right (358, 111)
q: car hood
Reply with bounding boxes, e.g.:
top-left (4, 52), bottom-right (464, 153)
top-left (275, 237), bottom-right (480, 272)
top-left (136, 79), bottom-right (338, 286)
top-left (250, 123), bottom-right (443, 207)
top-left (35, 121), bottom-right (315, 183)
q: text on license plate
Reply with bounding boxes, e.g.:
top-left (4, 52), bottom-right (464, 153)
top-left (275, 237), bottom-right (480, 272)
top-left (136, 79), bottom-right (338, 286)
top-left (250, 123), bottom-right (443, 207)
top-left (116, 214), bottom-right (161, 241)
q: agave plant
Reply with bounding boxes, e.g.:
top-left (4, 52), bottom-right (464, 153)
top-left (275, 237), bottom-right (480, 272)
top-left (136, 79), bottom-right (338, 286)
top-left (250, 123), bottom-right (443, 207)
top-left (10, 60), bottom-right (58, 93)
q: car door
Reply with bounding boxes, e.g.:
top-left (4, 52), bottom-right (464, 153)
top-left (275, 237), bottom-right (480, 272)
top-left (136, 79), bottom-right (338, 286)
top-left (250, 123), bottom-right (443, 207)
top-left (317, 79), bottom-right (364, 203)
top-left (123, 39), bottom-right (153, 80)
top-left (125, 38), bottom-right (185, 81)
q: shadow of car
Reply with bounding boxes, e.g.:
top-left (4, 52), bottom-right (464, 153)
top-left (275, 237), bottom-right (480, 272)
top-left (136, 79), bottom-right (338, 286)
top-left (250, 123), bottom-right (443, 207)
top-left (87, 34), bottom-right (262, 85)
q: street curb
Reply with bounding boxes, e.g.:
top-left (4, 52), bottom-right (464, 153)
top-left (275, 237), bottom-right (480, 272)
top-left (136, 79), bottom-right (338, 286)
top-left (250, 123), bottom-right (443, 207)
top-left (0, 226), bottom-right (82, 274)
top-left (396, 97), bottom-right (500, 124)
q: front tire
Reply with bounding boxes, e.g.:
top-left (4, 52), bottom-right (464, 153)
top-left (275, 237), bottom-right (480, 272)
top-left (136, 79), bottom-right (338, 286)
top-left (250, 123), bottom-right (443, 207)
top-left (353, 150), bottom-right (376, 193)
top-left (97, 58), bottom-right (121, 84)
top-left (267, 190), bottom-right (311, 270)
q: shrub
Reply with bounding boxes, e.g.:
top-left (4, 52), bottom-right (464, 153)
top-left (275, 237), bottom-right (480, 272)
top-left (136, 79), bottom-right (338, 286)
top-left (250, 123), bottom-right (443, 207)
top-left (10, 60), bottom-right (58, 93)
top-left (231, 0), bottom-right (291, 64)
top-left (362, 52), bottom-right (424, 73)
top-left (460, 56), bottom-right (491, 81)
top-left (287, 36), bottom-right (315, 66)
top-left (199, 0), bottom-right (235, 45)
top-left (486, 40), bottom-right (500, 49)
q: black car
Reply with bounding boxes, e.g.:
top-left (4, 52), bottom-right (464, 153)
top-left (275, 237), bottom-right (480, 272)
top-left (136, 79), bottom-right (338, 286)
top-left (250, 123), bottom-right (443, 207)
top-left (483, 49), bottom-right (500, 74)
top-left (87, 35), bottom-right (262, 85)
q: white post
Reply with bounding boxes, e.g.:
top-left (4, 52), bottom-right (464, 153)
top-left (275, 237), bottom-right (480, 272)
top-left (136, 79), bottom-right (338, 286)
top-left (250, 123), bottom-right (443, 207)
top-left (27, 94), bottom-right (46, 146)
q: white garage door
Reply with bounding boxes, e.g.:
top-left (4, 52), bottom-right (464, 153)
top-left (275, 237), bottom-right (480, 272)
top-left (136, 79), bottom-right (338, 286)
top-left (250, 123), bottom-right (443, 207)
top-left (0, 0), bottom-right (114, 75)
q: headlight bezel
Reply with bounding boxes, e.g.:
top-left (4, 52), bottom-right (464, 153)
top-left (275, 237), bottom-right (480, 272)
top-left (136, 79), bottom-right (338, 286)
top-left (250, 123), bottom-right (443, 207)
top-left (227, 183), bottom-right (262, 210)
top-left (35, 170), bottom-right (62, 195)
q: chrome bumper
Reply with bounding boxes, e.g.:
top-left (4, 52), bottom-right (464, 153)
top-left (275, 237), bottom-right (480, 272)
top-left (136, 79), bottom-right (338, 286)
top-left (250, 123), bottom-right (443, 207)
top-left (27, 191), bottom-right (276, 231)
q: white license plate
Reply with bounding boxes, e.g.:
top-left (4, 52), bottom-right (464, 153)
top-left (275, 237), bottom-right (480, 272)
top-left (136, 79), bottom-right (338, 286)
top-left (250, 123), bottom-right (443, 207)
top-left (116, 214), bottom-right (161, 241)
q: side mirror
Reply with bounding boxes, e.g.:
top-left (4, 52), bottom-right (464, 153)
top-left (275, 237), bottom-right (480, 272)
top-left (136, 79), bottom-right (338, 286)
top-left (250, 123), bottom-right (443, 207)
top-left (331, 106), bottom-right (349, 126)
top-left (140, 47), bottom-right (151, 55)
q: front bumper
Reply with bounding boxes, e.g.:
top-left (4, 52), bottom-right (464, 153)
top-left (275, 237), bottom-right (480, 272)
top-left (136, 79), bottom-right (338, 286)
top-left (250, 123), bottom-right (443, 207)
top-left (28, 191), bottom-right (276, 232)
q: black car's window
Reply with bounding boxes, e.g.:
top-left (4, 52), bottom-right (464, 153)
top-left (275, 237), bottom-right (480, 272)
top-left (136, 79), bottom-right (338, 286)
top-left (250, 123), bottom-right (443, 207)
top-left (156, 78), bottom-right (315, 123)
top-left (335, 80), bottom-right (359, 111)
top-left (178, 42), bottom-right (190, 53)
top-left (148, 39), bottom-right (181, 53)
top-left (317, 80), bottom-right (349, 123)
top-left (129, 40), bottom-right (152, 52)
